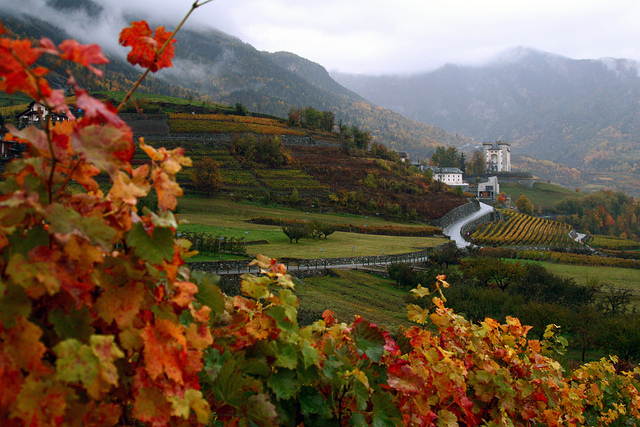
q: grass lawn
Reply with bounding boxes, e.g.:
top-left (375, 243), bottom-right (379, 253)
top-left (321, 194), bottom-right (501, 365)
top-left (295, 269), bottom-right (413, 333)
top-left (247, 232), bottom-right (444, 259)
top-left (501, 182), bottom-right (578, 211)
top-left (178, 197), bottom-right (447, 259)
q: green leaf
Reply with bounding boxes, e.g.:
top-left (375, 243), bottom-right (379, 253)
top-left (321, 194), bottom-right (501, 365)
top-left (46, 204), bottom-right (115, 250)
top-left (299, 386), bottom-right (331, 418)
top-left (54, 338), bottom-right (98, 384)
top-left (125, 222), bottom-right (174, 264)
top-left (371, 392), bottom-right (402, 427)
top-left (6, 253), bottom-right (61, 295)
top-left (301, 340), bottom-right (319, 369)
top-left (435, 409), bottom-right (459, 427)
top-left (349, 413), bottom-right (368, 427)
top-left (267, 305), bottom-right (297, 333)
top-left (191, 270), bottom-right (224, 314)
top-left (75, 216), bottom-right (116, 249)
top-left (0, 284), bottom-right (31, 328)
top-left (48, 306), bottom-right (95, 341)
top-left (266, 368), bottom-right (299, 400)
top-left (46, 203), bottom-right (80, 235)
top-left (8, 225), bottom-right (49, 256)
top-left (352, 320), bottom-right (385, 363)
top-left (246, 394), bottom-right (277, 425)
top-left (273, 342), bottom-right (298, 370)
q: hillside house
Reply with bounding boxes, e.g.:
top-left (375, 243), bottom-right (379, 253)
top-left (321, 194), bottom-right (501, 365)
top-left (483, 140), bottom-right (511, 172)
top-left (426, 166), bottom-right (465, 186)
top-left (17, 102), bottom-right (76, 128)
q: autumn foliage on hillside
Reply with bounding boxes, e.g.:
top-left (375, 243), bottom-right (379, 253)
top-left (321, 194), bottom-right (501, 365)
top-left (1, 11), bottom-right (640, 427)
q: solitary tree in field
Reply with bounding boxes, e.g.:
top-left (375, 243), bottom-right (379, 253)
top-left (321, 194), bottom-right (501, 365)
top-left (516, 194), bottom-right (534, 215)
top-left (191, 157), bottom-right (222, 196)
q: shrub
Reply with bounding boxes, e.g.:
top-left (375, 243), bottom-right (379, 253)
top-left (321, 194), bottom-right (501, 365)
top-left (190, 157), bottom-right (222, 196)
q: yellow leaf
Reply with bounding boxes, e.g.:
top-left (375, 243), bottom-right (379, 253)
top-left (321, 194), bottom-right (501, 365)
top-left (108, 166), bottom-right (150, 206)
top-left (407, 304), bottom-right (430, 325)
top-left (410, 284), bottom-right (431, 298)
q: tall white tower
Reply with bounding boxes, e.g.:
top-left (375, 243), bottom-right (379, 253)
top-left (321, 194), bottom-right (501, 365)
top-left (483, 140), bottom-right (511, 172)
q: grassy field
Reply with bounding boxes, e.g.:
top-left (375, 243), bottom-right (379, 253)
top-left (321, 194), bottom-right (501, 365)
top-left (500, 182), bottom-right (578, 211)
top-left (178, 197), bottom-right (447, 260)
top-left (295, 269), bottom-right (413, 333)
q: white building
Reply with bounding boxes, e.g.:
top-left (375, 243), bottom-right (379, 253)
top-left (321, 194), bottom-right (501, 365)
top-left (483, 141), bottom-right (511, 172)
top-left (17, 102), bottom-right (75, 128)
top-left (426, 166), bottom-right (465, 186)
top-left (477, 176), bottom-right (499, 199)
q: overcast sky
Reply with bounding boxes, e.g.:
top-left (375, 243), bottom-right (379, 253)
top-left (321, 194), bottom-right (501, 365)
top-left (4, 0), bottom-right (640, 75)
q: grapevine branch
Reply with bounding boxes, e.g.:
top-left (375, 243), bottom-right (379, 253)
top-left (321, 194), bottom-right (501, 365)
top-left (116, 0), bottom-right (216, 112)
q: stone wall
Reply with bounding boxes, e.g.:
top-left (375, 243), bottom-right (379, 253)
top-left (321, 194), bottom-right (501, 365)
top-left (436, 199), bottom-right (480, 229)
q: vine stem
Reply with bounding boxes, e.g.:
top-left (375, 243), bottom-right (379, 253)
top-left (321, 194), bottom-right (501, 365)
top-left (9, 48), bottom-right (58, 203)
top-left (116, 0), bottom-right (216, 112)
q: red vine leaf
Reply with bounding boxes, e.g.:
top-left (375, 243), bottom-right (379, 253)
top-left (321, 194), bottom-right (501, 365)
top-left (119, 21), bottom-right (176, 72)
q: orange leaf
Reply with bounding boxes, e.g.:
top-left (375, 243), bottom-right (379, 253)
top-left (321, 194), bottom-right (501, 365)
top-left (94, 281), bottom-right (146, 329)
top-left (151, 168), bottom-right (183, 211)
top-left (140, 319), bottom-right (187, 384)
top-left (58, 39), bottom-right (108, 76)
top-left (119, 21), bottom-right (176, 72)
top-left (108, 166), bottom-right (151, 206)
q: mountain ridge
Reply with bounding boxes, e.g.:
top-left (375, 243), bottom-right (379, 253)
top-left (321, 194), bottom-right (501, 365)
top-left (331, 48), bottom-right (640, 172)
top-left (0, 3), bottom-right (470, 158)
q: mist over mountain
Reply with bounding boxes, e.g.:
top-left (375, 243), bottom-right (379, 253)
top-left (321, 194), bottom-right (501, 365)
top-left (332, 48), bottom-right (640, 172)
top-left (0, 1), bottom-right (469, 157)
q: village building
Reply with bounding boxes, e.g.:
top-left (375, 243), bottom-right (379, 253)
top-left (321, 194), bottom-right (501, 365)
top-left (16, 102), bottom-right (76, 129)
top-left (477, 176), bottom-right (500, 199)
top-left (425, 166), bottom-right (465, 186)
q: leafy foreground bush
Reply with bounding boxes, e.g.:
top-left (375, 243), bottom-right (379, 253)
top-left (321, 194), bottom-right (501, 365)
top-left (1, 11), bottom-right (640, 427)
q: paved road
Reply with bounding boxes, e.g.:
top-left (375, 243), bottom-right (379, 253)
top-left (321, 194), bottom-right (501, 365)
top-left (442, 202), bottom-right (494, 248)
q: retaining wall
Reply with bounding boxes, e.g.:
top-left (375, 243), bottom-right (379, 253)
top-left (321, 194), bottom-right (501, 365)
top-left (436, 199), bottom-right (481, 229)
top-left (460, 210), bottom-right (503, 241)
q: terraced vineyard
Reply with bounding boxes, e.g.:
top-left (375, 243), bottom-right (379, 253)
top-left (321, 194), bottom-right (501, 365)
top-left (167, 113), bottom-right (305, 135)
top-left (472, 210), bottom-right (577, 248)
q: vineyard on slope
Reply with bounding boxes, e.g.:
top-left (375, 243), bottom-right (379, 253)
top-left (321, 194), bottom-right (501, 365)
top-left (472, 210), bottom-right (578, 248)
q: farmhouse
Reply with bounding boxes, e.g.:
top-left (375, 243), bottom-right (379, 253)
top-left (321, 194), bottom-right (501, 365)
top-left (425, 166), bottom-right (465, 186)
top-left (16, 102), bottom-right (76, 128)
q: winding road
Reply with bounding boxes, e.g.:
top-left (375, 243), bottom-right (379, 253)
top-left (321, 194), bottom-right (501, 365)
top-left (442, 202), bottom-right (495, 248)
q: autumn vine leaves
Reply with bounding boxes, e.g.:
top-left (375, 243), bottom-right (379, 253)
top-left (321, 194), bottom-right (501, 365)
top-left (1, 3), bottom-right (640, 426)
top-left (0, 6), bottom-right (212, 426)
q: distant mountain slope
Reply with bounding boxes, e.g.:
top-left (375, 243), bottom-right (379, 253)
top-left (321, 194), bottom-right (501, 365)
top-left (0, 4), bottom-right (471, 158)
top-left (332, 48), bottom-right (640, 171)
top-left (163, 28), bottom-right (471, 156)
